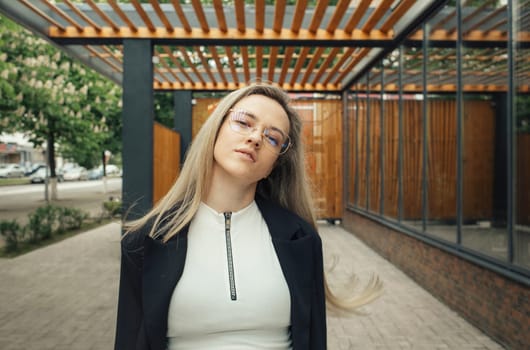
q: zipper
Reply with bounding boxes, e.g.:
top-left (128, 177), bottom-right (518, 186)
top-left (223, 212), bottom-right (237, 301)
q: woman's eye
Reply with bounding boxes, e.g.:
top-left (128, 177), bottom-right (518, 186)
top-left (266, 135), bottom-right (280, 146)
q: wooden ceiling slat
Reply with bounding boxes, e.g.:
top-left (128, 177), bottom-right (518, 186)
top-left (149, 0), bottom-right (174, 32)
top-left (224, 47), bottom-right (240, 85)
top-left (40, 0), bottom-right (83, 32)
top-left (291, 0), bottom-right (308, 33)
top-left (130, 0), bottom-right (156, 32)
top-left (487, 18), bottom-right (508, 32)
top-left (154, 66), bottom-right (172, 84)
top-left (195, 47), bottom-right (217, 85)
top-left (235, 0), bottom-right (246, 33)
top-left (326, 0), bottom-right (352, 34)
top-left (308, 0), bottom-right (329, 34)
top-left (212, 0), bottom-right (228, 33)
top-left (102, 45), bottom-right (122, 64)
top-left (157, 51), bottom-right (183, 84)
top-left (301, 47), bottom-right (324, 85)
top-left (323, 47), bottom-right (355, 84)
top-left (208, 46), bottom-right (228, 85)
top-left (344, 0), bottom-right (372, 34)
top-left (19, 0), bottom-right (66, 32)
top-left (256, 47), bottom-right (264, 81)
top-left (278, 47), bottom-right (295, 85)
top-left (334, 47), bottom-right (370, 85)
top-left (63, 0), bottom-right (102, 32)
top-left (431, 8), bottom-right (456, 31)
top-left (191, 0), bottom-right (210, 33)
top-left (108, 0), bottom-right (137, 32)
top-left (162, 46), bottom-right (195, 85)
top-left (170, 0), bottom-right (191, 33)
top-left (86, 45), bottom-right (121, 72)
top-left (273, 0), bottom-right (286, 33)
top-left (255, 0), bottom-right (265, 33)
top-left (311, 47), bottom-right (340, 85)
top-left (268, 47), bottom-right (279, 82)
top-left (86, 0), bottom-right (119, 32)
top-left (241, 47), bottom-right (251, 83)
top-left (462, 0), bottom-right (498, 26)
top-left (380, 0), bottom-right (416, 33)
top-left (361, 0), bottom-right (394, 32)
top-left (178, 46), bottom-right (206, 85)
top-left (289, 47), bottom-right (310, 85)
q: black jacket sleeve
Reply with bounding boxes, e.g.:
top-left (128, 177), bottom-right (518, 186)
top-left (114, 230), bottom-right (148, 350)
top-left (310, 232), bottom-right (327, 349)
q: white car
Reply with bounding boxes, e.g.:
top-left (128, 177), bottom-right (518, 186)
top-left (0, 164), bottom-right (25, 178)
top-left (62, 167), bottom-right (88, 181)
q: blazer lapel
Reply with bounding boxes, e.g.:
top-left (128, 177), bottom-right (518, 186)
top-left (142, 229), bottom-right (188, 350)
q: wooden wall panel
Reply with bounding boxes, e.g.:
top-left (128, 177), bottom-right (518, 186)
top-left (383, 100), bottom-right (399, 218)
top-left (192, 98), bottom-right (220, 138)
top-left (153, 122), bottom-right (180, 204)
top-left (368, 99), bottom-right (382, 213)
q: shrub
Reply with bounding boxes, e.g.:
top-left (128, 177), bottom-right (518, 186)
top-left (26, 205), bottom-right (59, 242)
top-left (103, 197), bottom-right (122, 218)
top-left (57, 207), bottom-right (88, 232)
top-left (0, 220), bottom-right (23, 252)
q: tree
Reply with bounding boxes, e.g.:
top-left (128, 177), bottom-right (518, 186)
top-left (0, 14), bottom-right (122, 197)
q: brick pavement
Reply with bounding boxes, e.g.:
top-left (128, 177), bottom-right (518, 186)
top-left (0, 222), bottom-right (505, 349)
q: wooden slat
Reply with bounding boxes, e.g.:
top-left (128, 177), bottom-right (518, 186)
top-left (154, 66), bottom-right (172, 83)
top-left (241, 47), bottom-right (251, 83)
top-left (195, 46), bottom-right (217, 85)
top-left (86, 0), bottom-right (119, 32)
top-left (130, 0), bottom-right (156, 32)
top-left (362, 0), bottom-right (394, 32)
top-left (224, 47), bottom-right (240, 85)
top-left (108, 0), bottom-right (137, 32)
top-left (291, 0), bottom-right (308, 33)
top-left (63, 0), bottom-right (102, 32)
top-left (464, 6), bottom-right (506, 34)
top-left (380, 0), bottom-right (416, 33)
top-left (85, 45), bottom-right (121, 72)
top-left (40, 0), bottom-right (83, 31)
top-left (278, 47), bottom-right (295, 85)
top-left (486, 19), bottom-right (508, 32)
top-left (157, 51), bottom-right (183, 84)
top-left (208, 46), bottom-right (228, 85)
top-left (312, 47), bottom-right (340, 85)
top-left (326, 0), bottom-right (352, 34)
top-left (102, 45), bottom-right (122, 64)
top-left (177, 46), bottom-right (205, 84)
top-left (344, 0), bottom-right (372, 34)
top-left (153, 123), bottom-right (180, 205)
top-left (308, 0), bottom-right (329, 34)
top-left (301, 47), bottom-right (324, 85)
top-left (149, 0), bottom-right (174, 32)
top-left (19, 0), bottom-right (66, 32)
top-left (273, 0), bottom-right (286, 33)
top-left (162, 46), bottom-right (195, 85)
top-left (323, 47), bottom-right (355, 84)
top-left (157, 81), bottom-right (340, 91)
top-left (171, 0), bottom-right (192, 33)
top-left (191, 0), bottom-right (210, 33)
top-left (212, 0), bottom-right (227, 33)
top-left (268, 46), bottom-right (279, 82)
top-left (255, 0), bottom-right (265, 33)
top-left (289, 47), bottom-right (310, 85)
top-left (235, 0), bottom-right (246, 33)
top-left (256, 46), bottom-right (263, 81)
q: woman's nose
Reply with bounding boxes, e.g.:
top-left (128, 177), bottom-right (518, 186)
top-left (246, 128), bottom-right (263, 147)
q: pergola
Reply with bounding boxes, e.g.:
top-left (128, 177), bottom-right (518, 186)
top-left (0, 0), bottom-right (521, 217)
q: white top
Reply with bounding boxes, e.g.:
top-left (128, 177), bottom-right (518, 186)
top-left (167, 201), bottom-right (292, 350)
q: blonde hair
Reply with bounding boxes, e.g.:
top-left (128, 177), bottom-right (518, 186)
top-left (124, 83), bottom-right (382, 310)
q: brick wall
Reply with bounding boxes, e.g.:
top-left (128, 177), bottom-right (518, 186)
top-left (343, 210), bottom-right (530, 350)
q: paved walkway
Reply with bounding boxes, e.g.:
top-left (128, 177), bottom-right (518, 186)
top-left (0, 222), bottom-right (505, 350)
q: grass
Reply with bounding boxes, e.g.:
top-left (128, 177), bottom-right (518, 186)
top-left (0, 217), bottom-right (117, 258)
top-left (0, 177), bottom-right (31, 186)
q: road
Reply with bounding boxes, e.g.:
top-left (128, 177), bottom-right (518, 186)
top-left (0, 178), bottom-right (122, 224)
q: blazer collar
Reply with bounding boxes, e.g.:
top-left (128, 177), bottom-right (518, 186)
top-left (255, 196), bottom-right (304, 241)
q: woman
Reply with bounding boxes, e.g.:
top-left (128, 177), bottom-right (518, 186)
top-left (114, 83), bottom-right (380, 350)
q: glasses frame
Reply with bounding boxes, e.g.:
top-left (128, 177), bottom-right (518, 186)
top-left (227, 108), bottom-right (292, 155)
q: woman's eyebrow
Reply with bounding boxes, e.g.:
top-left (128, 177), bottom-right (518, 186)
top-left (240, 109), bottom-right (287, 136)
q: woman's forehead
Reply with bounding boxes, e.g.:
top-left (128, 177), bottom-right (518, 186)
top-left (232, 95), bottom-right (289, 128)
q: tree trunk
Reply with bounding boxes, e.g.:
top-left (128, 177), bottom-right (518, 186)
top-left (47, 130), bottom-right (58, 201)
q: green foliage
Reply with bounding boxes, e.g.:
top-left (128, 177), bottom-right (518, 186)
top-left (0, 14), bottom-right (122, 170)
top-left (103, 198), bottom-right (122, 218)
top-left (57, 207), bottom-right (88, 232)
top-left (27, 205), bottom-right (58, 242)
top-left (0, 220), bottom-right (23, 252)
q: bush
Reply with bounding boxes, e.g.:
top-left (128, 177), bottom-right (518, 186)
top-left (103, 197), bottom-right (122, 218)
top-left (57, 207), bottom-right (88, 232)
top-left (27, 205), bottom-right (58, 242)
top-left (0, 220), bottom-right (23, 252)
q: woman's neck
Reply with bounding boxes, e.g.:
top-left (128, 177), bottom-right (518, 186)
top-left (204, 173), bottom-right (257, 213)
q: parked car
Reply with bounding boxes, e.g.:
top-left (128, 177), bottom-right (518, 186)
top-left (24, 163), bottom-right (46, 176)
top-left (62, 167), bottom-right (88, 181)
top-left (87, 168), bottom-right (103, 180)
top-left (101, 164), bottom-right (121, 177)
top-left (29, 167), bottom-right (64, 183)
top-left (0, 164), bottom-right (25, 178)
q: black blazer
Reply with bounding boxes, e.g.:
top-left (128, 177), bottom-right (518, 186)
top-left (114, 196), bottom-right (326, 350)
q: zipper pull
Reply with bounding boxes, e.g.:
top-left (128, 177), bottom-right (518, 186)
top-left (223, 212), bottom-right (237, 301)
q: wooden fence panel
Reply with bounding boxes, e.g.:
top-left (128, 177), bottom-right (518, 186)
top-left (153, 122), bottom-right (180, 204)
top-left (383, 100), bottom-right (400, 218)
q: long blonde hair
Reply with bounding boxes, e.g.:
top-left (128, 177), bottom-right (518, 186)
top-left (124, 83), bottom-right (382, 310)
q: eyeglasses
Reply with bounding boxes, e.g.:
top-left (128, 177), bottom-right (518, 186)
top-left (227, 109), bottom-right (291, 155)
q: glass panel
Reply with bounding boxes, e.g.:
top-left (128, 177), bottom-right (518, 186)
top-left (382, 50), bottom-right (400, 220)
top-left (514, 1), bottom-right (530, 269)
top-left (401, 45), bottom-right (425, 232)
top-left (461, 2), bottom-right (508, 261)
top-left (368, 64), bottom-right (382, 213)
top-left (425, 17), bottom-right (458, 243)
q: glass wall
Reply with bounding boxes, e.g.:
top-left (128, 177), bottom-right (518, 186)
top-left (345, 0), bottom-right (529, 281)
